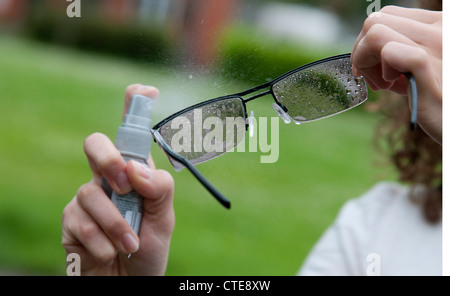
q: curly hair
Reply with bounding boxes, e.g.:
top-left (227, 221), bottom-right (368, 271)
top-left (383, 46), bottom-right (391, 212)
top-left (374, 92), bottom-right (442, 223)
top-left (418, 0), bottom-right (441, 11)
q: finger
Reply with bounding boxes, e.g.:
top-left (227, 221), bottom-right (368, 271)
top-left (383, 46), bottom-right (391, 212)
top-left (353, 23), bottom-right (416, 69)
top-left (126, 161), bottom-right (174, 216)
top-left (353, 7), bottom-right (441, 61)
top-left (381, 41), bottom-right (439, 91)
top-left (126, 161), bottom-right (175, 249)
top-left (386, 75), bottom-right (408, 96)
top-left (381, 41), bottom-right (442, 142)
top-left (379, 5), bottom-right (441, 24)
top-left (84, 133), bottom-right (132, 194)
top-left (362, 63), bottom-right (392, 91)
top-left (76, 182), bottom-right (140, 254)
top-left (62, 195), bottom-right (117, 264)
top-left (381, 41), bottom-right (441, 103)
top-left (359, 10), bottom-right (441, 48)
top-left (352, 24), bottom-right (415, 90)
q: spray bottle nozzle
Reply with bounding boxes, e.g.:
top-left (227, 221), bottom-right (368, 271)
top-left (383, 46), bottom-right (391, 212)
top-left (123, 94), bottom-right (155, 131)
top-left (115, 94), bottom-right (155, 161)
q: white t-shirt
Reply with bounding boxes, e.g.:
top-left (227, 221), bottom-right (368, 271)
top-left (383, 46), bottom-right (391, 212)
top-left (298, 182), bottom-right (442, 276)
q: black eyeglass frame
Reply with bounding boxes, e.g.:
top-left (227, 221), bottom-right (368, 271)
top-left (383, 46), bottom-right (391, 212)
top-left (149, 53), bottom-right (418, 209)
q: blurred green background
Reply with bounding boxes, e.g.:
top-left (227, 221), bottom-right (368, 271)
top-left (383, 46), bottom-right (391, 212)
top-left (0, 0), bottom-right (405, 275)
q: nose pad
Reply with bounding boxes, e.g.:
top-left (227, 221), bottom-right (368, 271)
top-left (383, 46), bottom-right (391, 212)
top-left (272, 103), bottom-right (291, 124)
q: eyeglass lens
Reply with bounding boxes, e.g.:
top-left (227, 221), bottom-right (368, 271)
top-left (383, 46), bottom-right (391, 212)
top-left (158, 97), bottom-right (247, 170)
top-left (272, 57), bottom-right (367, 123)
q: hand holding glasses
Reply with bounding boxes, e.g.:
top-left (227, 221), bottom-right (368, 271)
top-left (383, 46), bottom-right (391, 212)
top-left (149, 53), bottom-right (418, 209)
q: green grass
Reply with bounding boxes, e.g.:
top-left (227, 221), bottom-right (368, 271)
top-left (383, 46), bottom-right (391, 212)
top-left (0, 35), bottom-right (395, 275)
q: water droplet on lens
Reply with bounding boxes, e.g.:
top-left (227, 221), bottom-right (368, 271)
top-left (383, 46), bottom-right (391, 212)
top-left (356, 76), bottom-right (363, 86)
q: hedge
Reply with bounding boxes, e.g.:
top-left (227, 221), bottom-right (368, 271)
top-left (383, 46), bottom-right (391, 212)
top-left (214, 25), bottom-right (337, 85)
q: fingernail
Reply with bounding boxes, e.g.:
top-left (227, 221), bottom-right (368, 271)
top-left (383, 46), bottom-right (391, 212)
top-left (137, 85), bottom-right (151, 93)
top-left (115, 171), bottom-right (132, 193)
top-left (137, 85), bottom-right (158, 94)
top-left (122, 233), bottom-right (139, 253)
top-left (131, 160), bottom-right (152, 180)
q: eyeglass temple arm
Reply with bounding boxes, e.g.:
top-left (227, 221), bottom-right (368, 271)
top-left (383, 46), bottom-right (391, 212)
top-left (152, 131), bottom-right (231, 209)
top-left (180, 156), bottom-right (232, 209)
top-left (405, 72), bottom-right (418, 131)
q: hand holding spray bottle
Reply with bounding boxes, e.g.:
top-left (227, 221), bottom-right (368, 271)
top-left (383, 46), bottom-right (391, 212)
top-left (108, 94), bottom-right (155, 237)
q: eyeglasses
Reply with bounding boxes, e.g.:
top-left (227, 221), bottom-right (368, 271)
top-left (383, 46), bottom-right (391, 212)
top-left (150, 53), bottom-right (366, 209)
top-left (150, 53), bottom-right (417, 209)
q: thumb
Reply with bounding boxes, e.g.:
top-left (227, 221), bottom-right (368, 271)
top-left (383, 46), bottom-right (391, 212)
top-left (126, 160), bottom-right (175, 215)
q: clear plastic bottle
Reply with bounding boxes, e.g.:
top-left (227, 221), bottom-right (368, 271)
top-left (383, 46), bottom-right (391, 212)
top-left (108, 94), bottom-right (155, 235)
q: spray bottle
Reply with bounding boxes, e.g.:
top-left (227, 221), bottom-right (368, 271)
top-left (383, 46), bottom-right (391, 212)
top-left (109, 94), bottom-right (155, 236)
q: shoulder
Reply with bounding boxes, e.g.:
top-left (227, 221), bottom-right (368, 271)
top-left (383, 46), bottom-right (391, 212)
top-left (335, 181), bottom-right (410, 229)
top-left (299, 182), bottom-right (413, 276)
top-left (299, 181), bottom-right (442, 275)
